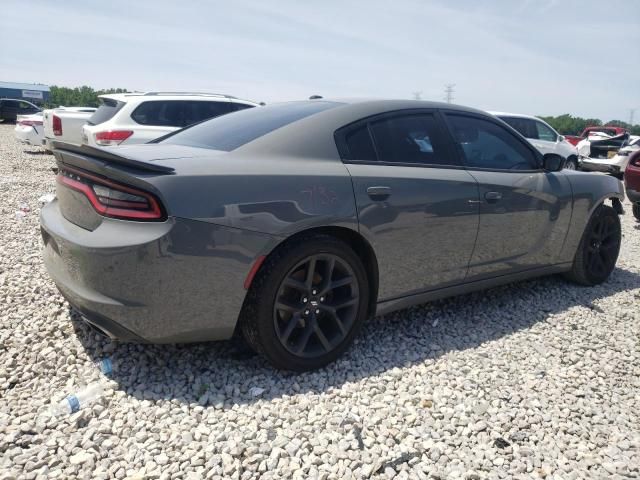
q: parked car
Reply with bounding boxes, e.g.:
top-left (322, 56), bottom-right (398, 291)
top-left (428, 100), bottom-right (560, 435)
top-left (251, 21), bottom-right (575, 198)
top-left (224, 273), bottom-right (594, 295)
top-left (624, 150), bottom-right (640, 220)
top-left (14, 112), bottom-right (45, 147)
top-left (565, 126), bottom-right (628, 146)
top-left (490, 112), bottom-right (579, 169)
top-left (43, 107), bottom-right (97, 150)
top-left (577, 134), bottom-right (639, 178)
top-left (81, 92), bottom-right (259, 147)
top-left (41, 99), bottom-right (624, 371)
top-left (0, 98), bottom-right (41, 122)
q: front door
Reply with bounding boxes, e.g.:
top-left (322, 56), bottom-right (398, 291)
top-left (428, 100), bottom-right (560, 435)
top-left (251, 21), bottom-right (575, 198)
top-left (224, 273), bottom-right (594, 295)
top-left (336, 111), bottom-right (480, 300)
top-left (444, 113), bottom-right (573, 280)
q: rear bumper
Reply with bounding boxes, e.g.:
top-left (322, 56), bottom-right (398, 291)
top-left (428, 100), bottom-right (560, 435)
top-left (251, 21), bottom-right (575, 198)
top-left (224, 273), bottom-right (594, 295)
top-left (579, 156), bottom-right (626, 173)
top-left (14, 126), bottom-right (42, 146)
top-left (40, 200), bottom-right (278, 343)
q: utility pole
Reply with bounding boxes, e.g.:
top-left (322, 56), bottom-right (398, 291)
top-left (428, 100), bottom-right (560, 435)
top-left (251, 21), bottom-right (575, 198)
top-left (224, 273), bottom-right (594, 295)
top-left (444, 84), bottom-right (455, 103)
top-left (629, 108), bottom-right (636, 126)
top-left (412, 91), bottom-right (422, 101)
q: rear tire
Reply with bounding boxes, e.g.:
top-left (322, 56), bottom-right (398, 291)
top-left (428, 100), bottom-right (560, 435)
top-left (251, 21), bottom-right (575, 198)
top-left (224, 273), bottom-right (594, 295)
top-left (240, 235), bottom-right (369, 371)
top-left (564, 205), bottom-right (621, 286)
top-left (633, 203), bottom-right (640, 221)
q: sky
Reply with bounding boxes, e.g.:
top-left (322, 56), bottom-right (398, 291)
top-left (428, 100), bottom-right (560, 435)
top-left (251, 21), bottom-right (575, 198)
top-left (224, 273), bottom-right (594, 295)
top-left (2, 0), bottom-right (639, 122)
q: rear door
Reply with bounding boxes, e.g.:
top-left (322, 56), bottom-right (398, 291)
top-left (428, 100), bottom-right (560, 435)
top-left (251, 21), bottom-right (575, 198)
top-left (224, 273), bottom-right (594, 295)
top-left (337, 110), bottom-right (480, 301)
top-left (443, 112), bottom-right (573, 280)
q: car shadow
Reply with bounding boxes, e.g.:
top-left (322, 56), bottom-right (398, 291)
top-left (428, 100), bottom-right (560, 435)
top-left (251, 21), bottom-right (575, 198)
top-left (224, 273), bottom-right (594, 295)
top-left (23, 149), bottom-right (49, 155)
top-left (70, 267), bottom-right (640, 408)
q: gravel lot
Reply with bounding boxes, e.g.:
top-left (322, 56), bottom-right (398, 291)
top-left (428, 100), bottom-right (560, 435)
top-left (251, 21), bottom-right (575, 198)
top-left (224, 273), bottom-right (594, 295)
top-left (0, 123), bottom-right (639, 480)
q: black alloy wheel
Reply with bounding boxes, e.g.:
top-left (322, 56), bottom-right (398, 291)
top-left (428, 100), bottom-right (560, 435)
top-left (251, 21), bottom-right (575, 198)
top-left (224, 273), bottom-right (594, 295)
top-left (241, 235), bottom-right (369, 371)
top-left (274, 254), bottom-right (359, 358)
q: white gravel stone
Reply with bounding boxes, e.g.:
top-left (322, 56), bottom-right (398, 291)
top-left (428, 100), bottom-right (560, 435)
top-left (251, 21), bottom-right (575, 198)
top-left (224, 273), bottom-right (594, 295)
top-left (0, 124), bottom-right (639, 479)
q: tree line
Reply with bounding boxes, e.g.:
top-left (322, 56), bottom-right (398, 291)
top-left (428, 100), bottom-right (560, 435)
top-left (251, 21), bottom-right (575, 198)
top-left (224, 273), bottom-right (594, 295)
top-left (539, 114), bottom-right (640, 136)
top-left (44, 86), bottom-right (129, 108)
top-left (44, 86), bottom-right (640, 136)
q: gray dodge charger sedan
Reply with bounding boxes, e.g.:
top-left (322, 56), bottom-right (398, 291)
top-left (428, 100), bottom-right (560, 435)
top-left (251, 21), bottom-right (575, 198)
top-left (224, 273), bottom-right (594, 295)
top-left (41, 99), bottom-right (624, 371)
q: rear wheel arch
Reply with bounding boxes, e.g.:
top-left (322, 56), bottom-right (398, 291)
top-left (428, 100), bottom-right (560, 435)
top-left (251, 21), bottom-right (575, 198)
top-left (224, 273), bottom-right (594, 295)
top-left (248, 226), bottom-right (379, 319)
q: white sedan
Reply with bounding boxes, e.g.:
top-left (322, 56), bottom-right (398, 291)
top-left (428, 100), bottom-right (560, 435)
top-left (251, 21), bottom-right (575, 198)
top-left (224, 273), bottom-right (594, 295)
top-left (14, 112), bottom-right (45, 147)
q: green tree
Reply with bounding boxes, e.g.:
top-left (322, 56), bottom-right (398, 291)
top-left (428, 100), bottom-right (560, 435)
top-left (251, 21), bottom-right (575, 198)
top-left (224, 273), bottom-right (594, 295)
top-left (45, 86), bottom-right (129, 108)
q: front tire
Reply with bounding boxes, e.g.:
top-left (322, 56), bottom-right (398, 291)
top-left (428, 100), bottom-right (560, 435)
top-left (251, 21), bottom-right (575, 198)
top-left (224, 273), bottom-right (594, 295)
top-left (564, 205), bottom-right (621, 286)
top-left (240, 235), bottom-right (369, 371)
top-left (565, 156), bottom-right (578, 170)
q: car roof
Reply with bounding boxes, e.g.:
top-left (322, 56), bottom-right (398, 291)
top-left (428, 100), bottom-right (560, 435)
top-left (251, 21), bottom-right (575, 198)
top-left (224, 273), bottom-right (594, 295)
top-left (488, 111), bottom-right (541, 120)
top-left (98, 92), bottom-right (259, 105)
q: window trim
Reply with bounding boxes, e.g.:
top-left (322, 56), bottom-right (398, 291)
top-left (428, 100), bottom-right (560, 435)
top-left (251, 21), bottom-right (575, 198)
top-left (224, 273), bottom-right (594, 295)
top-left (441, 111), bottom-right (544, 173)
top-left (334, 109), bottom-right (463, 169)
top-left (534, 120), bottom-right (558, 143)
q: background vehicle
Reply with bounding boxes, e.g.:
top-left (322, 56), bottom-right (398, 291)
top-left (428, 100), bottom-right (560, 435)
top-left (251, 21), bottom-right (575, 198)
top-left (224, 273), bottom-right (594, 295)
top-left (14, 112), bottom-right (45, 147)
top-left (0, 98), bottom-right (40, 122)
top-left (578, 136), bottom-right (640, 178)
top-left (565, 126), bottom-right (628, 146)
top-left (624, 150), bottom-right (640, 220)
top-left (81, 92), bottom-right (258, 147)
top-left (43, 107), bottom-right (97, 149)
top-left (491, 111), bottom-right (579, 169)
top-left (42, 99), bottom-right (624, 371)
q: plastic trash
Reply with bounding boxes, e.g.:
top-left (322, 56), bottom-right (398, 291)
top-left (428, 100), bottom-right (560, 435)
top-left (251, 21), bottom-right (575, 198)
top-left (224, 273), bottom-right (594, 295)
top-left (15, 202), bottom-right (30, 221)
top-left (38, 193), bottom-right (56, 205)
top-left (96, 357), bottom-right (115, 376)
top-left (47, 382), bottom-right (104, 416)
top-left (249, 387), bottom-right (265, 397)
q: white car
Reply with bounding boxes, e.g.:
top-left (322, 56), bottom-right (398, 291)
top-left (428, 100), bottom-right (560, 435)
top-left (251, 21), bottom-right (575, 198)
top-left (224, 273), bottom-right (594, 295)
top-left (490, 111), bottom-right (579, 169)
top-left (14, 112), bottom-right (45, 147)
top-left (81, 92), bottom-right (259, 147)
top-left (43, 107), bottom-right (97, 150)
top-left (578, 135), bottom-right (640, 178)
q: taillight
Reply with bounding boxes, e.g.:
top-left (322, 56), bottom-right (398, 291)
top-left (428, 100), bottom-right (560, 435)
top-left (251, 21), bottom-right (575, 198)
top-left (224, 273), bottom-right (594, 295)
top-left (52, 115), bottom-right (62, 136)
top-left (94, 130), bottom-right (133, 146)
top-left (56, 167), bottom-right (165, 221)
top-left (18, 120), bottom-right (43, 126)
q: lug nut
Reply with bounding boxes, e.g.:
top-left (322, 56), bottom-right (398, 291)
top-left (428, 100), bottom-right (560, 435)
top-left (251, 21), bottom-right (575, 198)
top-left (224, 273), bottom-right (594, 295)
top-left (304, 310), bottom-right (310, 315)
top-left (302, 297), bottom-right (308, 303)
top-left (320, 296), bottom-right (324, 302)
top-left (312, 289), bottom-right (317, 295)
top-left (315, 309), bottom-right (320, 314)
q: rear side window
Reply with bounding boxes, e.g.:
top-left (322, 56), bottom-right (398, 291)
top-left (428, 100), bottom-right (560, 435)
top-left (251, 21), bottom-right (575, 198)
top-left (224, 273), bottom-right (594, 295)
top-left (369, 114), bottom-right (453, 165)
top-left (88, 98), bottom-right (125, 126)
top-left (183, 101), bottom-right (236, 126)
top-left (447, 114), bottom-right (539, 170)
top-left (345, 126), bottom-right (376, 161)
top-left (500, 116), bottom-right (538, 140)
top-left (163, 101), bottom-right (341, 151)
top-left (131, 101), bottom-right (184, 127)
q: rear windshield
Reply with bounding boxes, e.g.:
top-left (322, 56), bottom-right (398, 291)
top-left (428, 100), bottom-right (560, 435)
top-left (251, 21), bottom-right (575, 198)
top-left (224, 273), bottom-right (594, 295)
top-left (162, 101), bottom-right (341, 151)
top-left (87, 98), bottom-right (125, 126)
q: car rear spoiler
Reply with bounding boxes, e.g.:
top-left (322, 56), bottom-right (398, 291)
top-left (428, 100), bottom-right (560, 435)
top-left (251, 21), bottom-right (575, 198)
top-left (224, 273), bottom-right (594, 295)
top-left (50, 141), bottom-right (175, 174)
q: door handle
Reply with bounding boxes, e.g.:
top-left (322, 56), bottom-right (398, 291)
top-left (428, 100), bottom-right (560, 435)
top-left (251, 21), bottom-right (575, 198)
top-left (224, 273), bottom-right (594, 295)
top-left (484, 191), bottom-right (502, 202)
top-left (367, 186), bottom-right (392, 199)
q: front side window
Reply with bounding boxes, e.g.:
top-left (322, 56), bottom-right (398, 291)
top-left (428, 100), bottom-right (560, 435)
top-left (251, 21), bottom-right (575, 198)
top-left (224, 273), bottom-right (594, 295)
top-left (535, 121), bottom-right (557, 142)
top-left (447, 114), bottom-right (539, 170)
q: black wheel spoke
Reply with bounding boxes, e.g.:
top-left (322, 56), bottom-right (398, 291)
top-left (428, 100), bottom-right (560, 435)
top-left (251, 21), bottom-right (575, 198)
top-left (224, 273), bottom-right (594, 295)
top-left (282, 277), bottom-right (307, 292)
top-left (314, 325), bottom-right (332, 352)
top-left (294, 322), bottom-right (315, 354)
top-left (275, 299), bottom-right (300, 313)
top-left (304, 257), bottom-right (317, 289)
top-left (330, 297), bottom-right (358, 310)
top-left (331, 276), bottom-right (354, 290)
top-left (280, 313), bottom-right (301, 342)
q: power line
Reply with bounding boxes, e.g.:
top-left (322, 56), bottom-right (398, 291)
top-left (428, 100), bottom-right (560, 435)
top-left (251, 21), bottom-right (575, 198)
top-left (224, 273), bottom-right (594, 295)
top-left (444, 84), bottom-right (455, 103)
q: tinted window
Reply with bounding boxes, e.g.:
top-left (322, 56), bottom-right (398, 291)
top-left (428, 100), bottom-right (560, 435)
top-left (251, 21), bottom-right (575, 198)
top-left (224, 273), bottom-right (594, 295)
top-left (500, 116), bottom-right (538, 139)
top-left (163, 101), bottom-right (341, 151)
top-left (345, 125), bottom-right (376, 161)
top-left (369, 114), bottom-right (454, 165)
top-left (131, 101), bottom-right (185, 127)
top-left (88, 98), bottom-right (125, 125)
top-left (535, 121), bottom-right (557, 142)
top-left (183, 101), bottom-right (236, 126)
top-left (447, 115), bottom-right (539, 170)
top-left (233, 103), bottom-right (255, 112)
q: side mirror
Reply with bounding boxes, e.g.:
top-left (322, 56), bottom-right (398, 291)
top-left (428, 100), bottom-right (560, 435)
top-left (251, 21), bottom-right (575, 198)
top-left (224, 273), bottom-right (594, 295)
top-left (543, 153), bottom-right (566, 172)
top-left (557, 135), bottom-right (565, 142)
